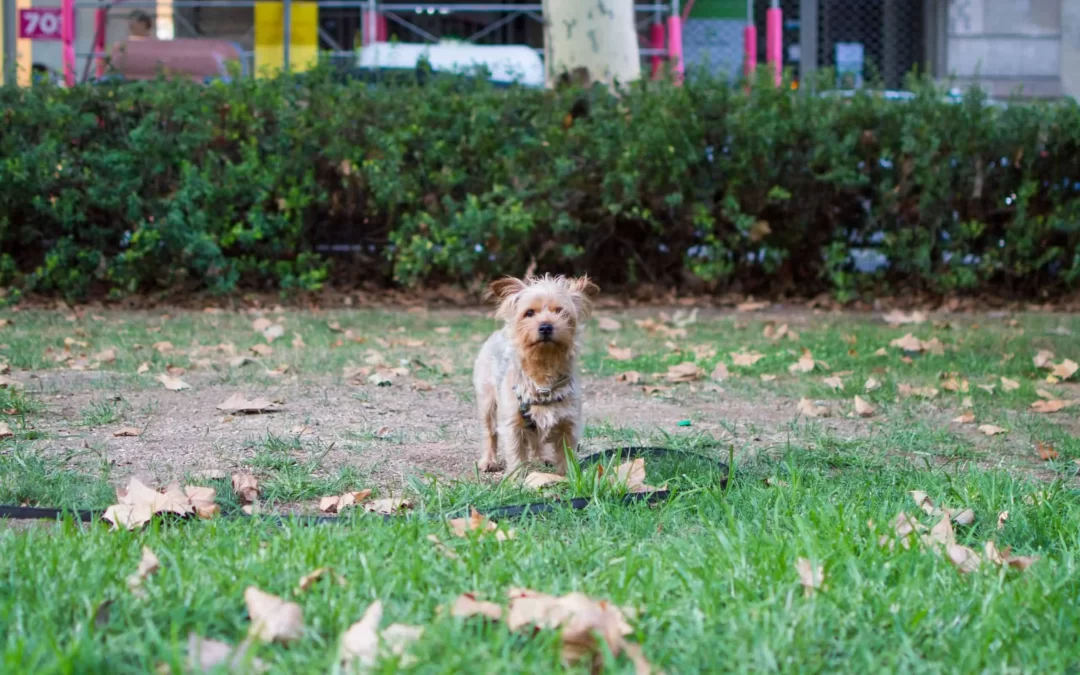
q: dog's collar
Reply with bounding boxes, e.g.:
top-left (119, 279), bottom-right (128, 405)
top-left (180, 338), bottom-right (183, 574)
top-left (514, 376), bottom-right (571, 428)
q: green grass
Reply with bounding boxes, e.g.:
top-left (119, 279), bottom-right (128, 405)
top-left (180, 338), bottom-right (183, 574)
top-left (1, 449), bottom-right (1078, 673)
top-left (1, 308), bottom-right (1078, 672)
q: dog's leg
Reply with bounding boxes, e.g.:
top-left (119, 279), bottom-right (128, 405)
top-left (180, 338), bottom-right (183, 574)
top-left (546, 421), bottom-right (578, 476)
top-left (498, 417), bottom-right (529, 476)
top-left (476, 385), bottom-right (501, 472)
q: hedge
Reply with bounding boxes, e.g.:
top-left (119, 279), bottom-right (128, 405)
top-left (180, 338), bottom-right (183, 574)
top-left (2, 68), bottom-right (1079, 301)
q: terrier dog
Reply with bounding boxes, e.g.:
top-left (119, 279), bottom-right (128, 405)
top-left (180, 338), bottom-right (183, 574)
top-left (472, 274), bottom-right (599, 476)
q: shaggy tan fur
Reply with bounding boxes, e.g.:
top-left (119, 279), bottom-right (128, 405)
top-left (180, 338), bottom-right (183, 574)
top-left (472, 274), bottom-right (599, 475)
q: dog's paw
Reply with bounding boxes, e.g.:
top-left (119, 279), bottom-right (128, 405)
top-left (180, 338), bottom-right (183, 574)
top-left (477, 458), bottom-right (503, 473)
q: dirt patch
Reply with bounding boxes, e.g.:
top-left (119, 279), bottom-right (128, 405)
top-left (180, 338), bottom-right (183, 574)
top-left (20, 370), bottom-right (868, 490)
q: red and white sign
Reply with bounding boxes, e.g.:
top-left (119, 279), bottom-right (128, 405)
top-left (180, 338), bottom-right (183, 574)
top-left (19, 8), bottom-right (64, 41)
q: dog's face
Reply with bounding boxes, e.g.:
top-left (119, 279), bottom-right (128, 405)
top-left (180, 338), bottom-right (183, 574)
top-left (490, 275), bottom-right (600, 353)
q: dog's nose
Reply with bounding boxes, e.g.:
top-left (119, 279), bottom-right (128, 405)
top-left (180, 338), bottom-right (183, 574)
top-left (538, 323), bottom-right (554, 338)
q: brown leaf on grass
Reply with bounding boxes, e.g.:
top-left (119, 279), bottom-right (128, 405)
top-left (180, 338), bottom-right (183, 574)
top-left (0, 422), bottom-right (13, 439)
top-left (434, 326), bottom-right (451, 335)
top-left (451, 593), bottom-right (503, 621)
top-left (978, 424), bottom-right (1007, 436)
top-left (976, 383), bottom-right (996, 395)
top-left (910, 490), bottom-right (937, 516)
top-left (448, 508), bottom-right (515, 540)
top-left (952, 508), bottom-right (975, 526)
top-left (252, 318), bottom-right (274, 333)
top-left (665, 361), bottom-right (704, 383)
top-left (597, 317), bottom-right (621, 332)
top-left (760, 374), bottom-right (777, 382)
top-left (730, 350), bottom-right (765, 367)
top-left (523, 472), bottom-right (567, 489)
top-left (231, 473), bottom-right (261, 504)
top-left (113, 426), bottom-right (142, 437)
top-left (616, 371), bottom-right (641, 384)
top-left (381, 624), bottom-right (425, 663)
top-left (853, 396), bottom-right (876, 418)
top-left (103, 477), bottom-right (219, 530)
top-left (788, 349), bottom-right (817, 374)
top-left (952, 411), bottom-right (976, 424)
top-left (606, 344), bottom-right (632, 361)
top-left (427, 534), bottom-right (459, 559)
top-left (710, 363), bottom-right (729, 382)
top-left (187, 634), bottom-right (266, 674)
top-left (897, 384), bottom-right (938, 399)
top-left (795, 558), bottom-right (825, 597)
top-left (984, 541), bottom-right (1039, 571)
top-left (250, 344), bottom-right (273, 357)
top-left (925, 514), bottom-right (956, 547)
top-left (882, 309), bottom-right (928, 325)
top-left (262, 324), bottom-right (285, 343)
top-left (890, 333), bottom-right (925, 352)
top-left (736, 300), bottom-right (769, 312)
top-left (364, 498), bottom-right (413, 515)
top-left (1033, 349), bottom-right (1056, 369)
top-left (318, 490), bottom-right (373, 514)
top-left (93, 348), bottom-right (117, 364)
top-left (764, 477), bottom-right (790, 488)
top-left (946, 544), bottom-right (982, 574)
top-left (997, 511), bottom-right (1009, 530)
top-left (941, 377), bottom-right (969, 393)
top-left (506, 589), bottom-right (646, 671)
top-left (1051, 358), bottom-right (1078, 380)
top-left (796, 398), bottom-right (830, 418)
top-left (245, 586), bottom-right (303, 644)
top-left (879, 512), bottom-right (927, 550)
top-left (1031, 399), bottom-right (1073, 414)
top-left (1035, 442), bottom-right (1059, 461)
top-left (216, 393), bottom-right (280, 414)
top-left (822, 376), bottom-right (844, 391)
top-left (126, 546), bottom-right (160, 598)
top-left (155, 373), bottom-right (189, 391)
top-left (291, 333), bottom-right (306, 349)
top-left (103, 504), bottom-right (154, 530)
top-left (864, 377), bottom-right (882, 392)
top-left (296, 567), bottom-right (346, 593)
top-left (185, 486), bottom-right (219, 518)
top-left (1000, 377), bottom-right (1020, 392)
top-left (340, 601), bottom-right (382, 669)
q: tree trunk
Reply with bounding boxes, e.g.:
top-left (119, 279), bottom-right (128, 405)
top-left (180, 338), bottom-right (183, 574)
top-left (542, 0), bottom-right (641, 89)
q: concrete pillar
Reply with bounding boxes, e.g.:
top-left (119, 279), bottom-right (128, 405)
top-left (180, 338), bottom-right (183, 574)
top-left (1062, 0), bottom-right (1080, 98)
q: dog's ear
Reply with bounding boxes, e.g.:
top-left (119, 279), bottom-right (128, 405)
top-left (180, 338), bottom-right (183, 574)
top-left (487, 277), bottom-right (527, 303)
top-left (568, 276), bottom-right (600, 318)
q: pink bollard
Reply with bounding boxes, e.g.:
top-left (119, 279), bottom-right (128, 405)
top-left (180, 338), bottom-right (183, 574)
top-left (766, 6), bottom-right (782, 86)
top-left (743, 24), bottom-right (757, 80)
top-left (650, 22), bottom-right (665, 78)
top-left (61, 0), bottom-right (76, 86)
top-left (666, 15), bottom-right (683, 84)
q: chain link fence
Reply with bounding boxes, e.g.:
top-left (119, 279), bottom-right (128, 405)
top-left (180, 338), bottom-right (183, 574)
top-left (812, 0), bottom-right (924, 89)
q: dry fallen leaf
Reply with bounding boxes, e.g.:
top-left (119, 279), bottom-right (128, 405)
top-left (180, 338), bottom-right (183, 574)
top-left (795, 558), bottom-right (825, 596)
top-left (946, 544), bottom-right (982, 574)
top-left (882, 309), bottom-right (928, 325)
top-left (864, 377), bottom-right (882, 392)
top-left (952, 411), bottom-right (976, 424)
top-left (897, 384), bottom-right (939, 399)
top-left (1033, 349), bottom-right (1056, 369)
top-left (0, 421), bottom-right (12, 439)
top-left (451, 593), bottom-right (504, 621)
top-left (250, 344), bottom-right (274, 357)
top-left (231, 473), bottom-right (261, 504)
top-left (764, 477), bottom-right (790, 488)
top-left (984, 541), bottom-right (1039, 571)
top-left (187, 634), bottom-right (265, 674)
top-left (796, 397), bottom-right (830, 418)
top-left (340, 601), bottom-right (382, 669)
top-left (853, 396), bottom-right (876, 418)
top-left (823, 376), bottom-right (844, 391)
top-left (1030, 399), bottom-right (1073, 414)
top-left (736, 301), bottom-right (769, 312)
top-left (952, 508), bottom-right (975, 526)
top-left (262, 324), bottom-right (285, 343)
top-left (978, 424), bottom-right (1007, 437)
top-left (364, 498), bottom-right (413, 515)
top-left (252, 317), bottom-right (274, 333)
top-left (606, 345), bottom-right (632, 361)
top-left (1000, 377), bottom-right (1020, 392)
top-left (665, 361), bottom-right (704, 383)
top-left (245, 586), bottom-right (303, 644)
top-left (152, 341), bottom-right (174, 355)
top-left (1035, 442), bottom-right (1059, 461)
top-left (296, 567), bottom-right (346, 593)
top-left (126, 546), bottom-right (160, 598)
top-left (995, 510), bottom-right (1008, 530)
top-left (318, 490), bottom-right (373, 514)
top-left (710, 363), bottom-right (729, 382)
top-left (216, 393), bottom-right (280, 414)
top-left (597, 317), bottom-right (622, 332)
top-left (448, 508), bottom-right (509, 539)
top-left (788, 349), bottom-right (817, 374)
top-left (1051, 359), bottom-right (1078, 380)
top-left (890, 333), bottom-right (925, 352)
top-left (730, 350), bottom-right (765, 367)
top-left (910, 490), bottom-right (937, 516)
top-left (523, 472), bottom-right (567, 489)
top-left (112, 426), bottom-right (142, 437)
top-left (155, 373), bottom-right (189, 391)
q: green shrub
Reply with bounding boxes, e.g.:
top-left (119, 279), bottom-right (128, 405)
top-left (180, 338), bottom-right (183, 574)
top-left (1, 68), bottom-right (1078, 300)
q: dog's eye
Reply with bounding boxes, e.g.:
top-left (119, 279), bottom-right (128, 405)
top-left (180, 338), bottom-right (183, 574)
top-left (524, 309), bottom-right (535, 318)
top-left (553, 307), bottom-right (563, 314)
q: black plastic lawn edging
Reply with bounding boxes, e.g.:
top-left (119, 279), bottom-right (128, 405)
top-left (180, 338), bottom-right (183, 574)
top-left (0, 447), bottom-right (729, 526)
